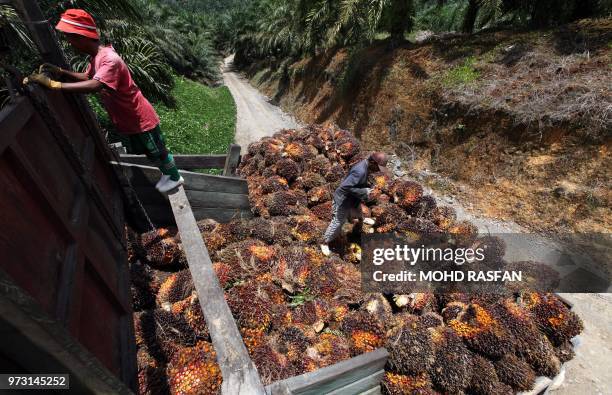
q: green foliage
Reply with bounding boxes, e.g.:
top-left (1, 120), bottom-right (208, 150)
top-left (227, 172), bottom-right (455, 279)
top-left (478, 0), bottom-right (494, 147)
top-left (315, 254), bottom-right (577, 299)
top-left (442, 56), bottom-right (480, 86)
top-left (154, 76), bottom-right (236, 155)
top-left (138, 0), bottom-right (221, 84)
top-left (289, 288), bottom-right (315, 307)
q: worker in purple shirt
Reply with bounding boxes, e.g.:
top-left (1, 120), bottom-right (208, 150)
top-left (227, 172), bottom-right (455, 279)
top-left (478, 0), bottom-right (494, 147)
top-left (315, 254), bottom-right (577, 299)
top-left (321, 152), bottom-right (388, 256)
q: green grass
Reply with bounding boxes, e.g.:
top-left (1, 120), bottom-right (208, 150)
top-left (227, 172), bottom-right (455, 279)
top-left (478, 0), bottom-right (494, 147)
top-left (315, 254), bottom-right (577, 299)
top-left (441, 56), bottom-right (480, 87)
top-left (155, 76), bottom-right (236, 155)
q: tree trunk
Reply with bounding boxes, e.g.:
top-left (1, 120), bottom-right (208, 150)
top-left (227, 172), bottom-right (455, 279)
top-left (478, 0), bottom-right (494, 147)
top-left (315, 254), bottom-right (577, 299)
top-left (462, 0), bottom-right (479, 33)
top-left (389, 0), bottom-right (413, 44)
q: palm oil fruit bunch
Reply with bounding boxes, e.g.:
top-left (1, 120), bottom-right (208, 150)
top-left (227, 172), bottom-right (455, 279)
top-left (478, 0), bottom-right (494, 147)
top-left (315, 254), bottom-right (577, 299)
top-left (167, 341), bottom-right (222, 395)
top-left (129, 125), bottom-right (583, 395)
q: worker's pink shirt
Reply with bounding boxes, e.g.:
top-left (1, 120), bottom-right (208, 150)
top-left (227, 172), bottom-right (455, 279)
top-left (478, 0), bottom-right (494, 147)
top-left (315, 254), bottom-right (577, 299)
top-left (86, 46), bottom-right (159, 134)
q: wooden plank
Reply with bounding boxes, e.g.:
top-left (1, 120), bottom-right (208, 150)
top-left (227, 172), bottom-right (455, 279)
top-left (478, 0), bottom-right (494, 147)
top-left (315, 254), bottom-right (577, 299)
top-left (114, 162), bottom-right (249, 194)
top-left (120, 154), bottom-right (227, 170)
top-left (168, 186), bottom-right (265, 395)
top-left (358, 387), bottom-right (382, 395)
top-left (132, 186), bottom-right (250, 209)
top-left (223, 144), bottom-right (242, 176)
top-left (145, 204), bottom-right (252, 225)
top-left (326, 370), bottom-right (385, 395)
top-left (266, 349), bottom-right (388, 395)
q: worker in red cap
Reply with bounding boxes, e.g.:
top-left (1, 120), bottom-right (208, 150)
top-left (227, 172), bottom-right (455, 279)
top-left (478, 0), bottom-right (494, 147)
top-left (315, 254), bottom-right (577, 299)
top-left (24, 9), bottom-right (183, 193)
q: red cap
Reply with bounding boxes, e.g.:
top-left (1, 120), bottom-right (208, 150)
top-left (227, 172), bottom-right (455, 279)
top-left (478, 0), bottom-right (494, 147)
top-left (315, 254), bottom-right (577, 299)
top-left (56, 9), bottom-right (99, 40)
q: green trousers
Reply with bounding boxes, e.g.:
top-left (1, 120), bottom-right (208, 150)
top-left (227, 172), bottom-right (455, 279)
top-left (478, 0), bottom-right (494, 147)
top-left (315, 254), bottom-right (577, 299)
top-left (126, 125), bottom-right (181, 181)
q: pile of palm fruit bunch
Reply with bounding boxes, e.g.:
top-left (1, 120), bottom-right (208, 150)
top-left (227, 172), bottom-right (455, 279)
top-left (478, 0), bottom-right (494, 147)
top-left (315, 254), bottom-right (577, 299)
top-left (127, 124), bottom-right (583, 395)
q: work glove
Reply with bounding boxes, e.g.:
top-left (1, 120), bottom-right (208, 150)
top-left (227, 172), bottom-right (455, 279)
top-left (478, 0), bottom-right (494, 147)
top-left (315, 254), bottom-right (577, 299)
top-left (23, 73), bottom-right (62, 90)
top-left (38, 63), bottom-right (63, 77)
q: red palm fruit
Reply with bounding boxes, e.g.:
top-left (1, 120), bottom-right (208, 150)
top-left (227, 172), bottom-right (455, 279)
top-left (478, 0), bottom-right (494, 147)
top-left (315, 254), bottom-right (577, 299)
top-left (273, 246), bottom-right (313, 292)
top-left (420, 312), bottom-right (444, 328)
top-left (249, 340), bottom-right (290, 385)
top-left (265, 190), bottom-right (300, 216)
top-left (335, 137), bottom-right (361, 159)
top-left (369, 172), bottom-right (392, 193)
top-left (430, 206), bottom-right (457, 230)
top-left (247, 141), bottom-right (264, 156)
top-left (391, 180), bottom-right (423, 209)
top-left (494, 299), bottom-right (561, 377)
top-left (520, 292), bottom-right (583, 346)
top-left (393, 293), bottom-right (436, 314)
top-left (130, 261), bottom-right (161, 312)
top-left (494, 354), bottom-right (536, 392)
top-left (382, 372), bottom-right (438, 395)
top-left (157, 270), bottom-right (195, 307)
top-left (448, 220), bottom-right (479, 246)
top-left (554, 340), bottom-right (575, 363)
top-left (307, 186), bottom-right (332, 206)
top-left (447, 303), bottom-right (514, 358)
top-left (261, 175), bottom-right (289, 194)
top-left (172, 296), bottom-right (210, 341)
top-left (270, 217), bottom-right (294, 246)
top-left (248, 217), bottom-right (274, 244)
top-left (196, 219), bottom-right (218, 234)
top-left (362, 293), bottom-right (392, 322)
top-left (135, 309), bottom-right (196, 363)
top-left (324, 163), bottom-right (345, 182)
top-left (440, 300), bottom-right (469, 322)
top-left (226, 282), bottom-right (275, 331)
top-left (289, 215), bottom-right (326, 244)
top-left (396, 218), bottom-right (442, 241)
top-left (203, 231), bottom-right (227, 255)
top-left (212, 262), bottom-right (236, 288)
top-left (137, 348), bottom-right (170, 395)
top-left (316, 125), bottom-right (335, 142)
top-left (241, 327), bottom-right (266, 356)
top-left (139, 228), bottom-right (183, 267)
top-left (215, 219), bottom-right (252, 244)
top-left (305, 133), bottom-right (325, 151)
top-left (470, 236), bottom-right (506, 269)
top-left (333, 128), bottom-right (352, 141)
top-left (428, 327), bottom-right (473, 393)
top-left (310, 201), bottom-right (333, 221)
top-left (306, 262), bottom-right (341, 299)
top-left (241, 153), bottom-right (265, 176)
top-left (386, 315), bottom-right (435, 375)
top-left (167, 341), bottom-right (221, 395)
top-left (306, 155), bottom-right (331, 175)
top-left (469, 354), bottom-right (511, 395)
top-left (216, 239), bottom-right (277, 276)
top-left (309, 332), bottom-right (351, 368)
top-left (332, 259), bottom-right (363, 304)
top-left (341, 310), bottom-right (385, 356)
top-left (285, 299), bottom-right (332, 328)
top-left (283, 142), bottom-right (305, 161)
top-left (276, 158), bottom-right (300, 182)
top-left (408, 195), bottom-right (437, 218)
top-left (371, 202), bottom-right (407, 226)
top-left (297, 172), bottom-right (326, 190)
top-left (277, 325), bottom-right (312, 363)
top-left (343, 243), bottom-right (362, 264)
top-left (504, 261), bottom-right (561, 292)
top-left (261, 164), bottom-right (277, 177)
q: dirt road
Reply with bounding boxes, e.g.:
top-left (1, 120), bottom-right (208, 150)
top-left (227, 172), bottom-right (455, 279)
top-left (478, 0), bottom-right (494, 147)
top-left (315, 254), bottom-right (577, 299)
top-left (222, 55), bottom-right (300, 152)
top-left (223, 60), bottom-right (611, 394)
